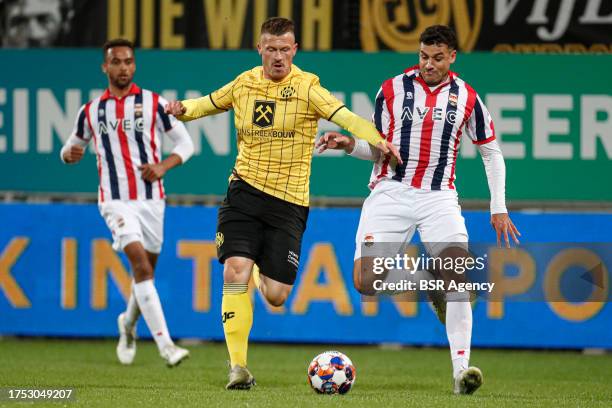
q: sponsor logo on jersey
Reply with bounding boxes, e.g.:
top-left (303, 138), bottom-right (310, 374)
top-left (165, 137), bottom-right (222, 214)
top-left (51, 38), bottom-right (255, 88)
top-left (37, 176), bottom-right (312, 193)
top-left (237, 129), bottom-right (295, 139)
top-left (135, 117), bottom-right (144, 131)
top-left (253, 100), bottom-right (276, 128)
top-left (402, 106), bottom-right (458, 124)
top-left (401, 106), bottom-right (435, 122)
top-left (446, 110), bottom-right (457, 125)
top-left (98, 119), bottom-right (137, 134)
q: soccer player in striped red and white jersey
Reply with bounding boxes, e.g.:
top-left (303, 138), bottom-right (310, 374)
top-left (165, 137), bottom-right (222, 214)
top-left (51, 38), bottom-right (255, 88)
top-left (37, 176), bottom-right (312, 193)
top-left (60, 39), bottom-right (194, 367)
top-left (318, 25), bottom-right (520, 395)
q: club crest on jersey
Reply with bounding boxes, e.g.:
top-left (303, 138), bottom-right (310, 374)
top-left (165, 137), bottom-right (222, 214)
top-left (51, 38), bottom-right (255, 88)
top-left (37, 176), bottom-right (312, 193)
top-left (252, 100), bottom-right (276, 128)
top-left (280, 86), bottom-right (295, 99)
top-left (449, 93), bottom-right (458, 107)
top-left (134, 103), bottom-right (143, 117)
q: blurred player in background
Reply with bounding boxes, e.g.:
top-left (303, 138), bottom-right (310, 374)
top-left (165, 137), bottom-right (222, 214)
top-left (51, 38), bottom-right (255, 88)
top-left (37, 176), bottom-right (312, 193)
top-left (60, 39), bottom-right (193, 367)
top-left (165, 17), bottom-right (401, 389)
top-left (317, 25), bottom-right (520, 395)
top-left (1, 0), bottom-right (73, 47)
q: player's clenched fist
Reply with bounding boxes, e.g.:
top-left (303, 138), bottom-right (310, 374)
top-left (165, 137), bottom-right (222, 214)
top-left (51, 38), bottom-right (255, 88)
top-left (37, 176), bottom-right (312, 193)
top-left (164, 101), bottom-right (186, 116)
top-left (138, 163), bottom-right (167, 182)
top-left (63, 145), bottom-right (85, 164)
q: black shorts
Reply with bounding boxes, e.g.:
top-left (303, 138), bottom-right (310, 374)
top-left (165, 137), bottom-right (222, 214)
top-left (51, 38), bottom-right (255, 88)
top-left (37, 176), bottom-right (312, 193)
top-left (216, 179), bottom-right (309, 285)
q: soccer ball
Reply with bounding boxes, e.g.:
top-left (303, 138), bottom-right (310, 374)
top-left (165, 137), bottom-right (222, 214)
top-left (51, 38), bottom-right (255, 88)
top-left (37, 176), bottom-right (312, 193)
top-left (307, 351), bottom-right (356, 394)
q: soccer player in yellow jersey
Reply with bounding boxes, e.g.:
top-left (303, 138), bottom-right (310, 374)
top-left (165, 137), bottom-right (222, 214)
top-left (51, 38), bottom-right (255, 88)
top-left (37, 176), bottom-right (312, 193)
top-left (165, 17), bottom-right (401, 389)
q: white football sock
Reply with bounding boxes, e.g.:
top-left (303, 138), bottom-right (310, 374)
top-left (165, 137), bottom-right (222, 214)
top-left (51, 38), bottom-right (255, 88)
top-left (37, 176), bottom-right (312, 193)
top-left (445, 291), bottom-right (472, 378)
top-left (133, 279), bottom-right (173, 351)
top-left (124, 282), bottom-right (141, 329)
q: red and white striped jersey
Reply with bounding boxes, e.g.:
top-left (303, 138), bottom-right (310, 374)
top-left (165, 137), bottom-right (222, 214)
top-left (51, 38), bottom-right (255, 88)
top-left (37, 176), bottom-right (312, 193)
top-left (370, 65), bottom-right (496, 190)
top-left (70, 84), bottom-right (185, 202)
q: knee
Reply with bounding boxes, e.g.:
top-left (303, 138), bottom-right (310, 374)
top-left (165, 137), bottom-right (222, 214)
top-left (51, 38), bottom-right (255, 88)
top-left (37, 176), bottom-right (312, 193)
top-left (259, 277), bottom-right (290, 306)
top-left (353, 259), bottom-right (377, 296)
top-left (223, 258), bottom-right (252, 283)
top-left (132, 258), bottom-right (153, 281)
top-left (437, 246), bottom-right (471, 282)
top-left (265, 292), bottom-right (288, 307)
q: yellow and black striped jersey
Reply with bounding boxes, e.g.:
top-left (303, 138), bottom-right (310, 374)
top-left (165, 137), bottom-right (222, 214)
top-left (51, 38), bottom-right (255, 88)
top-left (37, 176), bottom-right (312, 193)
top-left (185, 65), bottom-right (345, 206)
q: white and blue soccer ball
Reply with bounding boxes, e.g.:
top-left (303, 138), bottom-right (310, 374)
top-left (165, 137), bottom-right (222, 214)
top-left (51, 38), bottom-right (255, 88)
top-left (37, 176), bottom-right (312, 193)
top-left (307, 350), bottom-right (356, 394)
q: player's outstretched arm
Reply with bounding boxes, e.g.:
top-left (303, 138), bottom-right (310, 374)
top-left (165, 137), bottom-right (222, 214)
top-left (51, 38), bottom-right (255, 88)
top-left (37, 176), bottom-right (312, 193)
top-left (164, 95), bottom-right (225, 122)
top-left (316, 132), bottom-right (380, 161)
top-left (491, 213), bottom-right (521, 249)
top-left (166, 80), bottom-right (235, 122)
top-left (330, 107), bottom-right (402, 165)
top-left (477, 140), bottom-right (521, 247)
top-left (164, 97), bottom-right (225, 122)
top-left (316, 132), bottom-right (354, 153)
top-left (165, 100), bottom-right (187, 117)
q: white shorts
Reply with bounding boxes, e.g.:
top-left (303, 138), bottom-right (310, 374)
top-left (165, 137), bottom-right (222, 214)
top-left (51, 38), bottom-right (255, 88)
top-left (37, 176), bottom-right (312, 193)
top-left (99, 200), bottom-right (165, 254)
top-left (354, 180), bottom-right (468, 259)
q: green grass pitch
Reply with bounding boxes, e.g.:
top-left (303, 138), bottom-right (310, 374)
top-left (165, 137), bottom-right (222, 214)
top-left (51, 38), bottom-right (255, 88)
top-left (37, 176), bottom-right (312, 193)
top-left (1, 338), bottom-right (611, 407)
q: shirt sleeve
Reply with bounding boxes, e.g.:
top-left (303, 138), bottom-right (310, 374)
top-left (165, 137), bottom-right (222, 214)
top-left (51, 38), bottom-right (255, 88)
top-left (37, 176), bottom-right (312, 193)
top-left (156, 95), bottom-right (182, 133)
top-left (464, 93), bottom-right (496, 145)
top-left (209, 79), bottom-right (235, 110)
top-left (349, 137), bottom-right (381, 161)
top-left (179, 79), bottom-right (235, 121)
top-left (373, 86), bottom-right (390, 138)
top-left (308, 82), bottom-right (345, 120)
top-left (71, 104), bottom-right (93, 142)
top-left (477, 139), bottom-right (507, 214)
top-left (60, 104), bottom-right (92, 163)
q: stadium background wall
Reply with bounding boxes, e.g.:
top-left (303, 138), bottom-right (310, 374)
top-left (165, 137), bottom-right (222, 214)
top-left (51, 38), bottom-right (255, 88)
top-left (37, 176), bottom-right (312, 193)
top-left (1, 204), bottom-right (611, 349)
top-left (0, 50), bottom-right (611, 202)
top-left (17, 0), bottom-right (612, 52)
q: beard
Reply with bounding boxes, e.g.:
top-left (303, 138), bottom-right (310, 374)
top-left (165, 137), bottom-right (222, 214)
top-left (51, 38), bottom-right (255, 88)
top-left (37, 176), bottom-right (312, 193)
top-left (111, 75), bottom-right (132, 89)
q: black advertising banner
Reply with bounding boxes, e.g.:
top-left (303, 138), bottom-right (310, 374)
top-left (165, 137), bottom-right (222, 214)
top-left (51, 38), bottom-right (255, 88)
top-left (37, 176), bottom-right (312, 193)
top-left (1, 0), bottom-right (610, 52)
top-left (360, 0), bottom-right (612, 53)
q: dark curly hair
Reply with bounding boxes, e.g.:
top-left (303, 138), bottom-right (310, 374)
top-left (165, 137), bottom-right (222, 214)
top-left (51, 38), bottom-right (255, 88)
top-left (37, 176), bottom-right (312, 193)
top-left (102, 38), bottom-right (134, 59)
top-left (419, 25), bottom-right (458, 50)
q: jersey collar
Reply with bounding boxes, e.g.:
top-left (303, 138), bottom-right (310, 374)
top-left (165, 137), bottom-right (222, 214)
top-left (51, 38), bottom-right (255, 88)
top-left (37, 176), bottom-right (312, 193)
top-left (260, 65), bottom-right (299, 83)
top-left (100, 83), bottom-right (141, 101)
top-left (405, 65), bottom-right (456, 95)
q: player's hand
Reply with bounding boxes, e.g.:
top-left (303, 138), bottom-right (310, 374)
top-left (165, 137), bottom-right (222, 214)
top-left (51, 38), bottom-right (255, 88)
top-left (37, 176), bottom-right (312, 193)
top-left (491, 213), bottom-right (521, 248)
top-left (63, 145), bottom-right (84, 164)
top-left (164, 101), bottom-right (186, 116)
top-left (138, 163), bottom-right (167, 182)
top-left (316, 131), bottom-right (354, 153)
top-left (375, 140), bottom-right (403, 165)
